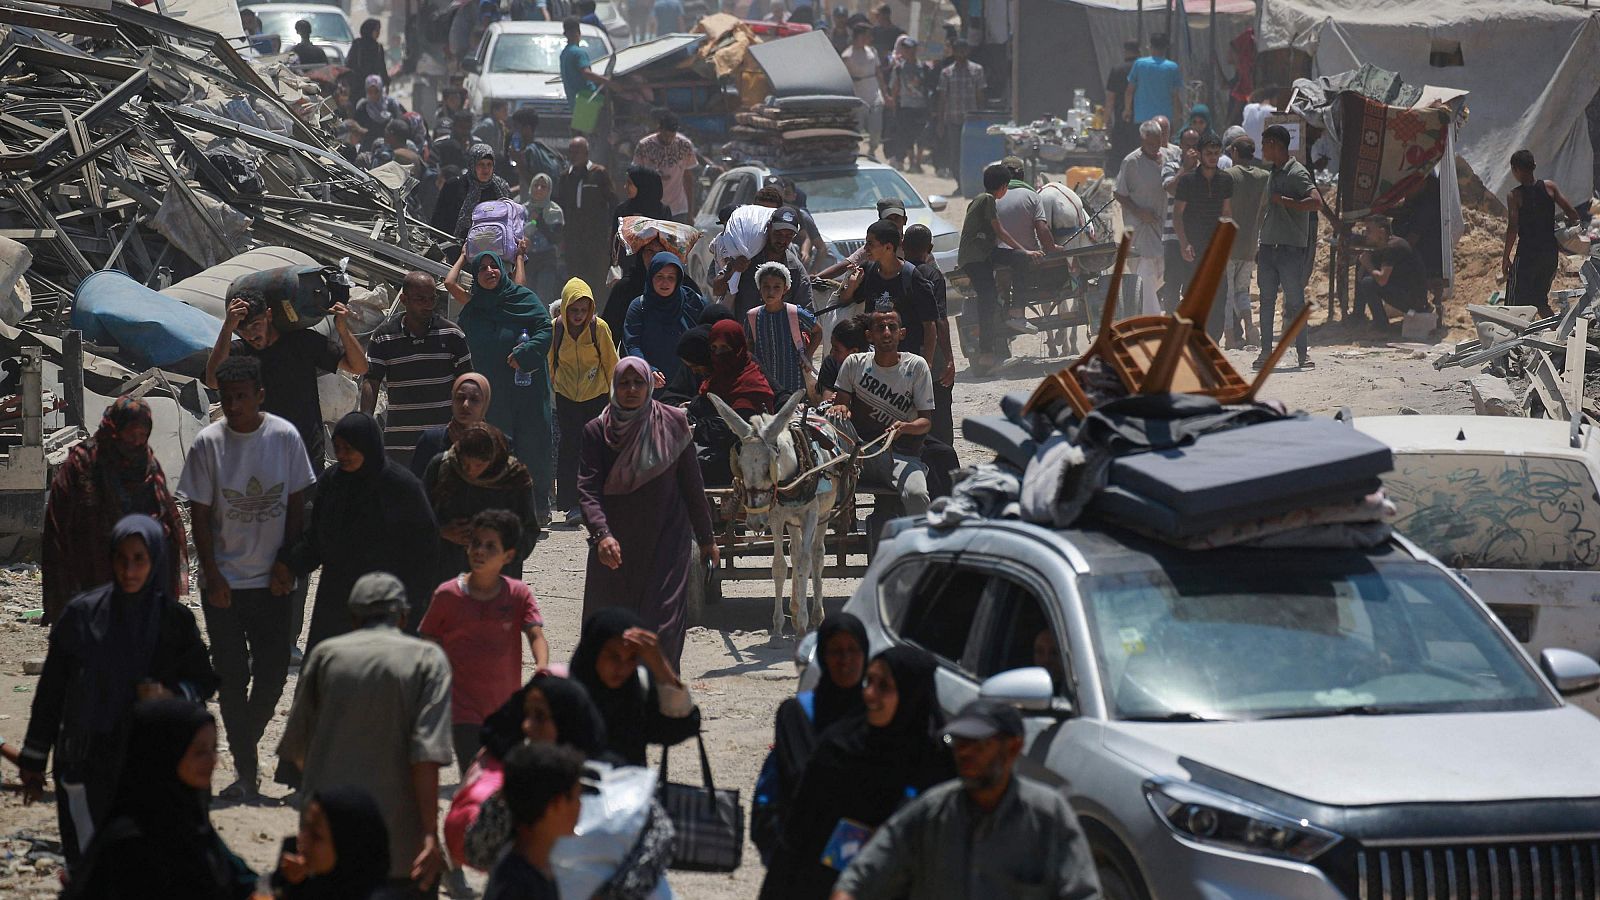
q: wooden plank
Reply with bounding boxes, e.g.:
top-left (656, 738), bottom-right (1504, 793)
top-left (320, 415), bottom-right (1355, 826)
top-left (0, 229), bottom-right (57, 240)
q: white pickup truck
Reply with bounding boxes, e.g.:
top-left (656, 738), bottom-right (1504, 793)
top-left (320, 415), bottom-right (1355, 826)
top-left (1356, 414), bottom-right (1600, 714)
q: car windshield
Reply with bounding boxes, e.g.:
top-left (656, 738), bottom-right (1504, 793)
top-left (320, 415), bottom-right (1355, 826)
top-left (792, 169), bottom-right (926, 214)
top-left (1383, 452), bottom-right (1600, 570)
top-left (1081, 556), bottom-right (1555, 721)
top-left (253, 10), bottom-right (352, 42)
top-left (490, 33), bottom-right (606, 73)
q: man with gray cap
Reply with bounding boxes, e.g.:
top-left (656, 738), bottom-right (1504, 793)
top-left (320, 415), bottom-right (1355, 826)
top-left (280, 572), bottom-right (454, 895)
top-left (831, 698), bottom-right (1101, 900)
top-left (716, 206), bottom-right (814, 317)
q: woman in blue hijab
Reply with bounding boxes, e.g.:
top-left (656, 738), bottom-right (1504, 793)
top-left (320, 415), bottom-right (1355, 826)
top-left (621, 251), bottom-right (708, 387)
top-left (445, 245), bottom-right (554, 523)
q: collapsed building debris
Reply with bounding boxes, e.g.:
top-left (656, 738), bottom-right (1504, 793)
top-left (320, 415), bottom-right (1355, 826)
top-left (1435, 259), bottom-right (1600, 432)
top-left (0, 0), bottom-right (454, 537)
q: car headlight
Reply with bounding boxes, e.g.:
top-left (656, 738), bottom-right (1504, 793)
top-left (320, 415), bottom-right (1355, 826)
top-left (931, 231), bottom-right (960, 254)
top-left (1144, 778), bottom-right (1341, 863)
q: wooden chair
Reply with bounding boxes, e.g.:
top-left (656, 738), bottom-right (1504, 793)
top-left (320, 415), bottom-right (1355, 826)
top-left (1025, 222), bottom-right (1313, 419)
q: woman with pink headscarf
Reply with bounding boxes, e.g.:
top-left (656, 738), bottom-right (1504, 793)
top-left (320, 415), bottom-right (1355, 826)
top-left (576, 357), bottom-right (716, 666)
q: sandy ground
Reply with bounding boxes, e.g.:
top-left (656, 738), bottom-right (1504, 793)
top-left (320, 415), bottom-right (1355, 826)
top-left (0, 169), bottom-right (1489, 899)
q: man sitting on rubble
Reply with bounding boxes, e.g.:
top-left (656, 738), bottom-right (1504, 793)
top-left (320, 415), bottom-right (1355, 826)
top-left (1353, 215), bottom-right (1429, 332)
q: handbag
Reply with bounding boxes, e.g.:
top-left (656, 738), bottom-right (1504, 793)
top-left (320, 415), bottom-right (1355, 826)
top-left (657, 732), bottom-right (742, 872)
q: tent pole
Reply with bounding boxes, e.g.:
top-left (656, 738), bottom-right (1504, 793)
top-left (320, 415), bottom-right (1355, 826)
top-left (1209, 0), bottom-right (1217, 123)
top-left (1137, 0), bottom-right (1144, 50)
top-left (1011, 0), bottom-right (1021, 122)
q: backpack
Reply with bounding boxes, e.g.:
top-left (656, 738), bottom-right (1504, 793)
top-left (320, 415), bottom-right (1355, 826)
top-left (745, 299), bottom-right (812, 373)
top-left (552, 317), bottom-right (600, 374)
top-left (750, 691), bottom-right (814, 865)
top-left (466, 199), bottom-right (528, 260)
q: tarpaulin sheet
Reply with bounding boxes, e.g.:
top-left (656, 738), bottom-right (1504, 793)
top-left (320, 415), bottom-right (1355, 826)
top-left (1258, 0), bottom-right (1600, 202)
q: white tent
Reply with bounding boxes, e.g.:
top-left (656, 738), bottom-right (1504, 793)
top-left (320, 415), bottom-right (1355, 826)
top-left (1257, 0), bottom-right (1600, 203)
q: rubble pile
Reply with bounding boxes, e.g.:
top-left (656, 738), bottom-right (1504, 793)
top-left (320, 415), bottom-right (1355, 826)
top-left (0, 0), bottom-right (446, 385)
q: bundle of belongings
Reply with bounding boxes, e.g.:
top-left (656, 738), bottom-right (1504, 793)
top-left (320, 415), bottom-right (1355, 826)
top-left (617, 216), bottom-right (702, 262)
top-left (941, 225), bottom-right (1398, 550)
top-left (726, 95), bottom-right (863, 168)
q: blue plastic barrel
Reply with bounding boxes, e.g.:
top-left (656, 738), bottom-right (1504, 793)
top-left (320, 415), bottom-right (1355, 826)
top-left (73, 269), bottom-right (223, 372)
top-left (959, 112), bottom-right (1010, 198)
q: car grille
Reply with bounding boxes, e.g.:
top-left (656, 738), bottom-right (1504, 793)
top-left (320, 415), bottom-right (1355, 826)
top-left (514, 98), bottom-right (569, 117)
top-left (1340, 840), bottom-right (1600, 899)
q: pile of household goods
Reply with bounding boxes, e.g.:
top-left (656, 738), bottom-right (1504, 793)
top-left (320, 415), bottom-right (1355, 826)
top-left (989, 97), bottom-right (1108, 162)
top-left (726, 95), bottom-right (863, 168)
top-left (944, 226), bottom-right (1398, 550)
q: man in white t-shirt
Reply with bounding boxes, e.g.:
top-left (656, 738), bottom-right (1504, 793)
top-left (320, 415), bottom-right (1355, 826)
top-left (632, 109), bottom-right (698, 222)
top-left (827, 304), bottom-right (935, 525)
top-left (179, 354), bottom-right (316, 801)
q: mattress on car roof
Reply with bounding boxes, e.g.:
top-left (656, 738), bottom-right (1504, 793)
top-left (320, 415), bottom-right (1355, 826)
top-left (1092, 479), bottom-right (1384, 540)
top-left (1105, 417), bottom-right (1393, 521)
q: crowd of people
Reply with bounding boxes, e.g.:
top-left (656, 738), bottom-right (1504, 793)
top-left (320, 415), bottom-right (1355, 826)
top-left (30, 8), bottom-right (1590, 899)
top-left (1095, 34), bottom-right (1507, 362)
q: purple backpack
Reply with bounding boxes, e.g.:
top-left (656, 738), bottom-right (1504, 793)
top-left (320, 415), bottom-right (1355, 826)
top-left (467, 199), bottom-right (528, 260)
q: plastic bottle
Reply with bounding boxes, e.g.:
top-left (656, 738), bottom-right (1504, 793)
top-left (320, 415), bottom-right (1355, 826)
top-left (514, 329), bottom-right (532, 386)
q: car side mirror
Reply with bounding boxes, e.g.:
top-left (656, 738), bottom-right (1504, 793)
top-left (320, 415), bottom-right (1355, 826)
top-left (1541, 648), bottom-right (1600, 695)
top-left (980, 667), bottom-right (1070, 716)
top-left (927, 194), bottom-right (948, 212)
top-left (462, 56), bottom-right (481, 74)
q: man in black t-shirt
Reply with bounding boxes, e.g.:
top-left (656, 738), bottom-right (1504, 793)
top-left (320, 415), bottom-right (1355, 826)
top-left (1355, 215), bottom-right (1429, 329)
top-left (205, 290), bottom-right (367, 471)
top-left (840, 219), bottom-right (939, 358)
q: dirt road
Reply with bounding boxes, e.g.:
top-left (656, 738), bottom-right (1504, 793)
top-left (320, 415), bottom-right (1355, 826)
top-left (0, 319), bottom-right (1474, 897)
top-left (0, 160), bottom-right (1487, 895)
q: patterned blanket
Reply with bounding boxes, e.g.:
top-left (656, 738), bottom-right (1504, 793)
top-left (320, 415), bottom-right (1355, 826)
top-left (1337, 93), bottom-right (1451, 221)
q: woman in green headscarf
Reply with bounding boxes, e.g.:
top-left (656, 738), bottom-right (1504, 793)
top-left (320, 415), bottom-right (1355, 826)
top-left (445, 242), bottom-right (554, 524)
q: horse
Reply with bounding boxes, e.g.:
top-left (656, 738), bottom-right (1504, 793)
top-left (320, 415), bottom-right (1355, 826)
top-left (707, 391), bottom-right (845, 641)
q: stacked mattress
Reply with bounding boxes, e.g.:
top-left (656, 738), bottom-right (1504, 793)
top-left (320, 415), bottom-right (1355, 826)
top-left (726, 94), bottom-right (863, 168)
top-left (963, 400), bottom-right (1398, 550)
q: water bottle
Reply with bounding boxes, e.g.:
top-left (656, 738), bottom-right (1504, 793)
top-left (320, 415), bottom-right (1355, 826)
top-left (514, 329), bottom-right (532, 386)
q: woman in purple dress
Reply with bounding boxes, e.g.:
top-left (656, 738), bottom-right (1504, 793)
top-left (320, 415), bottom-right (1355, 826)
top-left (577, 357), bottom-right (716, 665)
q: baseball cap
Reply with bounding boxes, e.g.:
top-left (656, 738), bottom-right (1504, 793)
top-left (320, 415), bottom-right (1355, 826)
top-left (942, 699), bottom-right (1024, 741)
top-left (875, 198), bottom-right (907, 219)
top-left (769, 207), bottom-right (801, 233)
top-left (347, 572), bottom-right (408, 617)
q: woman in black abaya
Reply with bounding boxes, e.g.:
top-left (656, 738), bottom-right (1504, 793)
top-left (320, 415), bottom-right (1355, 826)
top-left (758, 644), bottom-right (953, 900)
top-left (752, 614), bottom-right (869, 861)
top-left (19, 515), bottom-right (216, 865)
top-left (277, 412), bottom-right (438, 647)
top-left (65, 699), bottom-right (256, 899)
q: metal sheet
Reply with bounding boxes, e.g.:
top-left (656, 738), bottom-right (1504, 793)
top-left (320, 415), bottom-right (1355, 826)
top-left (747, 30), bottom-right (853, 98)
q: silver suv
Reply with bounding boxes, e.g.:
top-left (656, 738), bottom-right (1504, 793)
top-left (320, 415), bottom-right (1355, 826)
top-left (804, 517), bottom-right (1600, 898)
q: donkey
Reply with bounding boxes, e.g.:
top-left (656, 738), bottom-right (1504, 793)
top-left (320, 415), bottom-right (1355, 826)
top-left (708, 391), bottom-right (842, 641)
